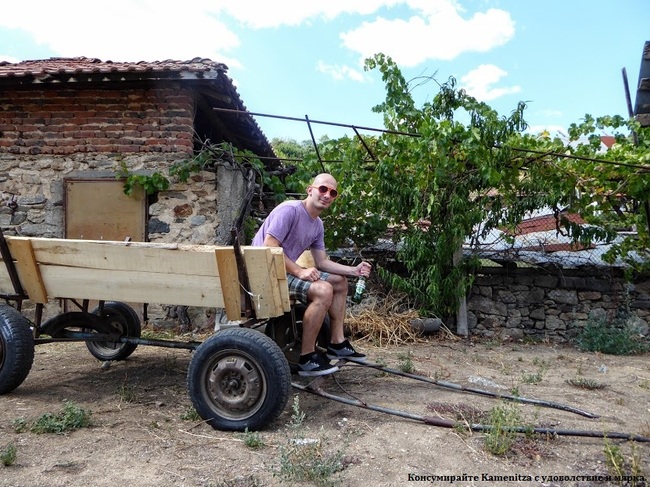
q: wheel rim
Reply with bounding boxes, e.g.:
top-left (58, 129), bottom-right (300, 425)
top-left (88, 312), bottom-right (127, 354)
top-left (202, 349), bottom-right (266, 421)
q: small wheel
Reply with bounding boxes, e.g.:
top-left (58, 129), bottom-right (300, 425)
top-left (0, 304), bottom-right (35, 394)
top-left (187, 327), bottom-right (291, 431)
top-left (85, 302), bottom-right (141, 361)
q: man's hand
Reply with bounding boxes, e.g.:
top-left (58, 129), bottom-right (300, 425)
top-left (355, 261), bottom-right (372, 277)
top-left (295, 266), bottom-right (321, 282)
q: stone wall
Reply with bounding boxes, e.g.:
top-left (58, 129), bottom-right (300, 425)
top-left (0, 84), bottom-right (247, 330)
top-left (467, 267), bottom-right (650, 341)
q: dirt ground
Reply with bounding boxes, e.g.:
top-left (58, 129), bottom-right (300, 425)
top-left (0, 330), bottom-right (649, 487)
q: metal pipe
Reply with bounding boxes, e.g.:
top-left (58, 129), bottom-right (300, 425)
top-left (342, 361), bottom-right (599, 419)
top-left (293, 382), bottom-right (650, 443)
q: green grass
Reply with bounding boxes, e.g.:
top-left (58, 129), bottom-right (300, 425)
top-left (397, 350), bottom-right (414, 373)
top-left (483, 402), bottom-right (524, 456)
top-left (0, 444), bottom-right (16, 467)
top-left (274, 395), bottom-right (347, 486)
top-left (565, 377), bottom-right (607, 390)
top-left (13, 401), bottom-right (92, 434)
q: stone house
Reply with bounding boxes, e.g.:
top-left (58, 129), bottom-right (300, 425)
top-left (0, 56), bottom-right (278, 329)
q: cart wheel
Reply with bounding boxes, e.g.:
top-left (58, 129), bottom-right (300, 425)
top-left (0, 304), bottom-right (35, 394)
top-left (265, 305), bottom-right (330, 372)
top-left (187, 327), bottom-right (291, 431)
top-left (85, 302), bottom-right (141, 361)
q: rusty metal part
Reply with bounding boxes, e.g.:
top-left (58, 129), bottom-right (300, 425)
top-left (293, 381), bottom-right (650, 443)
top-left (338, 360), bottom-right (599, 419)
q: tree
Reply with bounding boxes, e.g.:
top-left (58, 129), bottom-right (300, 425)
top-left (274, 55), bottom-right (650, 325)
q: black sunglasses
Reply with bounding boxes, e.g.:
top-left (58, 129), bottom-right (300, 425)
top-left (314, 185), bottom-right (338, 198)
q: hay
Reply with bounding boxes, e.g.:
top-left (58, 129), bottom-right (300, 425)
top-left (345, 291), bottom-right (430, 347)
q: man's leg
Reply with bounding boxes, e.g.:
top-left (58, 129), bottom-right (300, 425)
top-left (301, 281), bottom-right (333, 355)
top-left (323, 274), bottom-right (349, 344)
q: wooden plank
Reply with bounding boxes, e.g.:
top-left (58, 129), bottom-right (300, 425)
top-left (8, 237), bottom-right (222, 277)
top-left (215, 248), bottom-right (241, 321)
top-left (269, 247), bottom-right (291, 312)
top-left (242, 247), bottom-right (285, 319)
top-left (38, 264), bottom-right (225, 307)
top-left (7, 239), bottom-right (47, 303)
top-left (0, 257), bottom-right (14, 295)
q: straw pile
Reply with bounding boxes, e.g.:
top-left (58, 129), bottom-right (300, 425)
top-left (345, 291), bottom-right (431, 347)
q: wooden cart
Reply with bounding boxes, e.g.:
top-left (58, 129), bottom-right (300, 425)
top-left (0, 231), bottom-right (295, 431)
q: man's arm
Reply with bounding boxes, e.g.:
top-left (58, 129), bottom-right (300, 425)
top-left (311, 248), bottom-right (372, 278)
top-left (261, 234), bottom-right (320, 281)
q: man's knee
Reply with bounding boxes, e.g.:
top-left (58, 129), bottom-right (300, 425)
top-left (307, 280), bottom-right (334, 305)
top-left (328, 273), bottom-right (348, 293)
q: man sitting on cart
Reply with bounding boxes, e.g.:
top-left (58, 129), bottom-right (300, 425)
top-left (252, 173), bottom-right (372, 376)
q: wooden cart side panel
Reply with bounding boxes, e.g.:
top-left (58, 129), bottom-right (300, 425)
top-left (241, 247), bottom-right (287, 319)
top-left (7, 239), bottom-right (48, 303)
top-left (215, 248), bottom-right (241, 321)
top-left (37, 265), bottom-right (225, 307)
top-left (0, 238), bottom-right (289, 319)
top-left (11, 237), bottom-right (222, 276)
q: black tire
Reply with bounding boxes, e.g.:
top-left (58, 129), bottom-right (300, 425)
top-left (187, 327), bottom-right (291, 431)
top-left (265, 305), bottom-right (330, 370)
top-left (0, 304), bottom-right (35, 394)
top-left (85, 302), bottom-right (141, 361)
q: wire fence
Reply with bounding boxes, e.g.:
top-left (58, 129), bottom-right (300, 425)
top-left (465, 211), bottom-right (624, 269)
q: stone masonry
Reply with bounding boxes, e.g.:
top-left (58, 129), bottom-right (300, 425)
top-left (0, 84), bottom-right (247, 330)
top-left (467, 268), bottom-right (650, 341)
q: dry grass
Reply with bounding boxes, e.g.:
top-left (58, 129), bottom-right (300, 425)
top-left (345, 291), bottom-right (434, 347)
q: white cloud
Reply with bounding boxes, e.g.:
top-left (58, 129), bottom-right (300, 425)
top-left (459, 64), bottom-right (521, 101)
top-left (340, 0), bottom-right (515, 67)
top-left (0, 0), bottom-right (240, 64)
top-left (316, 60), bottom-right (368, 82)
top-left (219, 0), bottom-right (402, 28)
top-left (0, 55), bottom-right (20, 63)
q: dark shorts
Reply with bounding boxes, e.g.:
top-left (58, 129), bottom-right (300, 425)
top-left (287, 272), bottom-right (331, 303)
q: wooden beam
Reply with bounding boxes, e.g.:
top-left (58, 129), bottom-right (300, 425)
top-left (6, 238), bottom-right (47, 303)
top-left (215, 248), bottom-right (242, 321)
top-left (270, 247), bottom-right (291, 312)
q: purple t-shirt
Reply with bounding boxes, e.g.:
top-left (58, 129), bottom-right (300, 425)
top-left (252, 200), bottom-right (325, 262)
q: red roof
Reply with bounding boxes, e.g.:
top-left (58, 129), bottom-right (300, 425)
top-left (0, 57), bottom-right (227, 80)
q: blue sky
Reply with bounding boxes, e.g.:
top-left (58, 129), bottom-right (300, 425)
top-left (1, 0), bottom-right (648, 142)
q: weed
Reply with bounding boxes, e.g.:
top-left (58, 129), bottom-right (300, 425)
top-left (288, 396), bottom-right (305, 430)
top-left (279, 395), bottom-right (347, 485)
top-left (213, 475), bottom-right (263, 487)
top-left (276, 437), bottom-right (345, 486)
top-left (531, 357), bottom-right (547, 367)
top-left (14, 401), bottom-right (92, 434)
top-left (521, 367), bottom-right (546, 385)
top-left (565, 377), bottom-right (607, 390)
top-left (603, 437), bottom-right (643, 482)
top-left (575, 318), bottom-right (649, 355)
top-left (180, 407), bottom-right (201, 421)
top-left (0, 444), bottom-right (16, 467)
top-left (118, 383), bottom-right (136, 403)
top-left (240, 428), bottom-right (265, 449)
top-left (397, 350), bottom-right (414, 373)
top-left (483, 402), bottom-right (522, 456)
top-left (639, 379), bottom-right (650, 390)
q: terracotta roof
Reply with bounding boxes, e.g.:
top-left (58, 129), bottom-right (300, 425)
top-left (0, 56), bottom-right (228, 81)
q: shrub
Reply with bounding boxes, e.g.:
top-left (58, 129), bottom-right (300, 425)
top-left (575, 318), bottom-right (649, 355)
